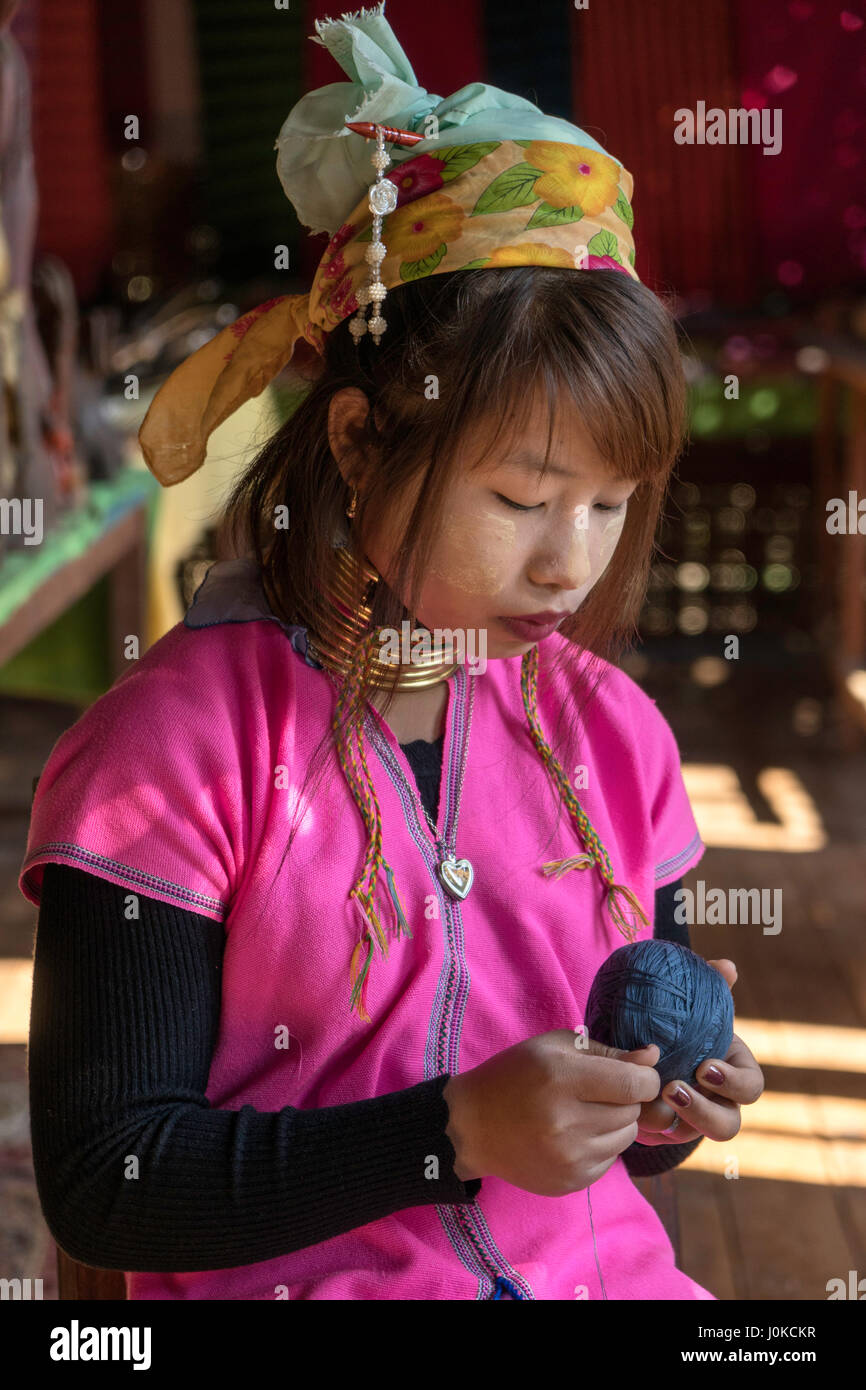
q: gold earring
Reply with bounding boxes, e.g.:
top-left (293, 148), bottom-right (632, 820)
top-left (346, 487), bottom-right (358, 521)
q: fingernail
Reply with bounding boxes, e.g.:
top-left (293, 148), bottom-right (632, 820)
top-left (702, 1065), bottom-right (724, 1085)
top-left (670, 1086), bottom-right (691, 1107)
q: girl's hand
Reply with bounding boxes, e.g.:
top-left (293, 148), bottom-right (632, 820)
top-left (632, 958), bottom-right (765, 1147)
top-left (443, 1030), bottom-right (662, 1196)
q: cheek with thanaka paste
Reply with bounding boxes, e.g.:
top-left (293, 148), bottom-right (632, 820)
top-left (570, 513), bottom-right (625, 607)
top-left (445, 560), bottom-right (506, 597)
top-left (597, 511), bottom-right (626, 574)
top-left (569, 530), bottom-right (593, 602)
top-left (431, 511), bottom-right (515, 597)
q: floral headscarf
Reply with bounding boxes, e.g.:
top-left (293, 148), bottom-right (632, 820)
top-left (139, 1), bottom-right (638, 487)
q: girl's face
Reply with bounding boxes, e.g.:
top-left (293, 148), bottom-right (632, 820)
top-left (330, 387), bottom-right (635, 659)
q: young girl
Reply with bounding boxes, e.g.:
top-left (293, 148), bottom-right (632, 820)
top-left (21, 3), bottom-right (762, 1300)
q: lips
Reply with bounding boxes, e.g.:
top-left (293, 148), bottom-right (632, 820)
top-left (505, 610), bottom-right (571, 624)
top-left (499, 610), bottom-right (572, 642)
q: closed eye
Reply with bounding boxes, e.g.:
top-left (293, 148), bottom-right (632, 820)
top-left (494, 493), bottom-right (542, 512)
top-left (494, 494), bottom-right (626, 513)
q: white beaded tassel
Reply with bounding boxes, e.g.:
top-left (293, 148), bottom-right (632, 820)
top-left (349, 125), bottom-right (397, 347)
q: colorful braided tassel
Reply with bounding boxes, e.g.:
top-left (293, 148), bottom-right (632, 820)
top-left (333, 629), bottom-right (413, 1022)
top-left (520, 643), bottom-right (648, 944)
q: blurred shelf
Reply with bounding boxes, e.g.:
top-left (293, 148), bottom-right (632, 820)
top-left (0, 469), bottom-right (159, 677)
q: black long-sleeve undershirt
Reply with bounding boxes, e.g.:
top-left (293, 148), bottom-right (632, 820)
top-left (28, 734), bottom-right (701, 1273)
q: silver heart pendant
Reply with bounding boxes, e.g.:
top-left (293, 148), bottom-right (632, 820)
top-left (438, 856), bottom-right (474, 900)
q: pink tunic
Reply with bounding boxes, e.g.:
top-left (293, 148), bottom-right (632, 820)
top-left (20, 559), bottom-right (713, 1300)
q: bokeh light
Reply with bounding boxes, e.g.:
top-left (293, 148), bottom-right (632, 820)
top-left (690, 657), bottom-right (729, 687)
top-left (749, 388), bottom-right (780, 419)
top-left (676, 561), bottom-right (710, 592)
top-left (121, 147), bottom-right (148, 173)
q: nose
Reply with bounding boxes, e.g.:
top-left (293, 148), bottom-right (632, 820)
top-left (527, 517), bottom-right (593, 595)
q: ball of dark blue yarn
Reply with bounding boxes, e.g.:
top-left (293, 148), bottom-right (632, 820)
top-left (585, 940), bottom-right (734, 1090)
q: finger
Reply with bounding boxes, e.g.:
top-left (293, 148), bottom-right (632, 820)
top-left (624, 1044), bottom-right (661, 1066)
top-left (584, 1038), bottom-right (660, 1068)
top-left (707, 958), bottom-right (738, 989)
top-left (567, 1097), bottom-right (643, 1136)
top-left (571, 1122), bottom-right (643, 1184)
top-left (635, 1091), bottom-right (705, 1142)
top-left (634, 1100), bottom-right (703, 1144)
top-left (660, 1079), bottom-right (742, 1142)
top-left (603, 1119), bottom-right (644, 1158)
top-left (634, 1119), bottom-right (703, 1147)
top-left (636, 1094), bottom-right (685, 1132)
top-left (695, 1036), bottom-right (764, 1105)
top-left (575, 1048), bottom-right (661, 1105)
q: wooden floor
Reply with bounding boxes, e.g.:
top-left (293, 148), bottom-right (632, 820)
top-left (1, 647), bottom-right (864, 1301)
top-left (631, 649), bottom-right (866, 1301)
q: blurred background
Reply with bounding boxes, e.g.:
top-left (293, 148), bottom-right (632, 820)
top-left (0, 0), bottom-right (864, 1301)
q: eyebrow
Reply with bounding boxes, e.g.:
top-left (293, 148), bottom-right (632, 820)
top-left (501, 450), bottom-right (630, 485)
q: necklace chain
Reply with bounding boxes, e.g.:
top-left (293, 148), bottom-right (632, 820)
top-left (419, 669), bottom-right (476, 854)
top-left (325, 664), bottom-right (477, 862)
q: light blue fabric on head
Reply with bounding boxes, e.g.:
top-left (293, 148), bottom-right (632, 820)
top-left (275, 0), bottom-right (620, 236)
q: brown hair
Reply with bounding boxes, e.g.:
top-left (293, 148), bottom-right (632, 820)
top-left (220, 266), bottom-right (688, 1000)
